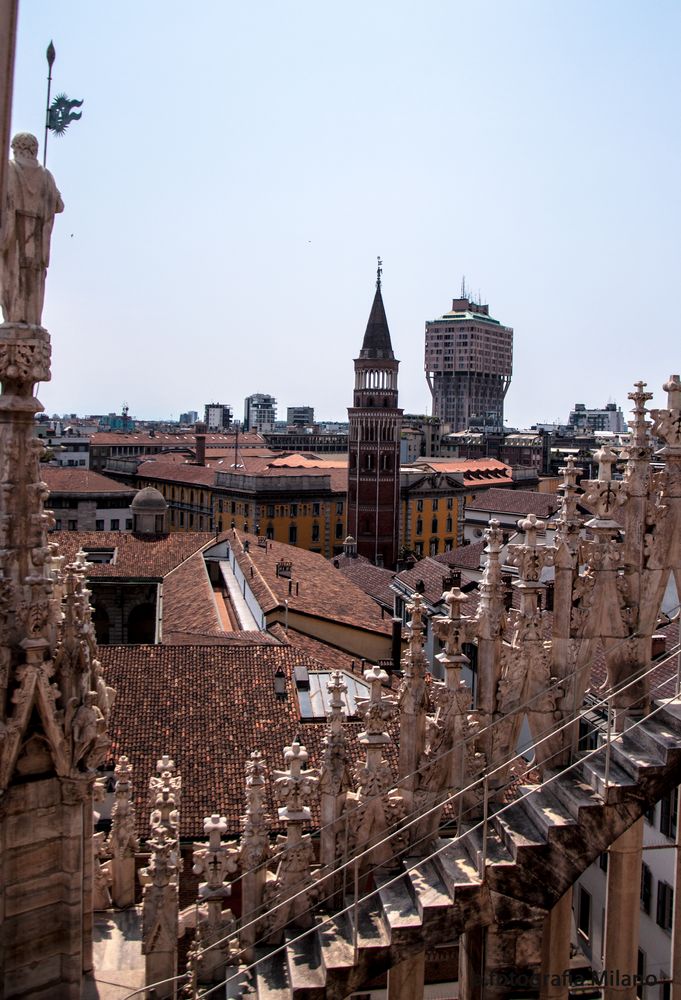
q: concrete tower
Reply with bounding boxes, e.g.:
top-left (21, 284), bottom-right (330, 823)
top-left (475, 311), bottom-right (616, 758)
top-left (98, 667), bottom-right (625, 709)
top-left (425, 286), bottom-right (513, 432)
top-left (347, 261), bottom-right (402, 568)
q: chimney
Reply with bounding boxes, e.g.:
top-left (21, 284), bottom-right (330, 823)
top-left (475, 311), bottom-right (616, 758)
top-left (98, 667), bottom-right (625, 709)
top-left (195, 420), bottom-right (207, 466)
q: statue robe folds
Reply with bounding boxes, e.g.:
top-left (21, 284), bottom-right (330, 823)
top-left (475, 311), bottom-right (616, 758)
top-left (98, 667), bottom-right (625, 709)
top-left (1, 147), bottom-right (64, 326)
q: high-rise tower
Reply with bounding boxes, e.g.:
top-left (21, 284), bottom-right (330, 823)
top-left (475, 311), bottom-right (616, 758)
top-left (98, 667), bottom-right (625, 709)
top-left (347, 262), bottom-right (402, 568)
top-left (425, 289), bottom-right (513, 431)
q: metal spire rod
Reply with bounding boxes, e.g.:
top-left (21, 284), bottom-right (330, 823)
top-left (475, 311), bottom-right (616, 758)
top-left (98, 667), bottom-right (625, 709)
top-left (43, 40), bottom-right (55, 166)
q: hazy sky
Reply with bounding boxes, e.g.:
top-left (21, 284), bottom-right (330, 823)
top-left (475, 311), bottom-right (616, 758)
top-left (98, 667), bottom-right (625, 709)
top-left (10, 1), bottom-right (681, 426)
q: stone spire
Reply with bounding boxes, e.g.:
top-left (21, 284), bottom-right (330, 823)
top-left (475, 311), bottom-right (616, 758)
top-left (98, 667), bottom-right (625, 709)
top-left (319, 670), bottom-right (352, 872)
top-left (140, 758), bottom-right (181, 1000)
top-left (107, 755), bottom-right (139, 908)
top-left (397, 593), bottom-right (430, 815)
top-left (347, 665), bottom-right (404, 870)
top-left (0, 137), bottom-right (113, 997)
top-left (264, 741), bottom-right (320, 942)
top-left (414, 588), bottom-right (481, 845)
top-left (360, 282), bottom-right (394, 360)
top-left (191, 813), bottom-right (239, 985)
top-left (239, 751), bottom-right (270, 961)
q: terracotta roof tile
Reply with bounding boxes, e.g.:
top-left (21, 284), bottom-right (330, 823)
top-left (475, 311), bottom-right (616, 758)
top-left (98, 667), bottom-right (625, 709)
top-left (433, 540), bottom-right (487, 571)
top-left (102, 643), bottom-right (369, 837)
top-left (394, 557), bottom-right (476, 608)
top-left (333, 560), bottom-right (396, 610)
top-left (42, 468), bottom-right (136, 494)
top-left (466, 488), bottom-right (559, 518)
top-left (53, 530), bottom-right (216, 579)
top-left (162, 552), bottom-right (222, 636)
top-left (229, 532), bottom-right (392, 636)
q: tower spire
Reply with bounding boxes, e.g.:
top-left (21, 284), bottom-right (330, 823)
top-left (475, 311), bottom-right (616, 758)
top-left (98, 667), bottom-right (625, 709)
top-left (376, 255), bottom-right (382, 290)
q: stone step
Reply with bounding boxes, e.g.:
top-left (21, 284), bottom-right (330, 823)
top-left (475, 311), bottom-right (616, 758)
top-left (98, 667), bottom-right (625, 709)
top-left (285, 928), bottom-right (326, 999)
top-left (346, 892), bottom-right (391, 952)
top-left (404, 857), bottom-right (452, 922)
top-left (316, 910), bottom-right (355, 973)
top-left (513, 783), bottom-right (576, 841)
top-left (655, 699), bottom-right (681, 737)
top-left (548, 769), bottom-right (604, 820)
top-left (493, 798), bottom-right (546, 862)
top-left (630, 711), bottom-right (681, 759)
top-left (254, 946), bottom-right (291, 1000)
top-left (461, 822), bottom-right (514, 876)
top-left (607, 729), bottom-right (666, 780)
top-left (374, 870), bottom-right (422, 941)
top-left (433, 837), bottom-right (482, 899)
top-left (579, 751), bottom-right (638, 801)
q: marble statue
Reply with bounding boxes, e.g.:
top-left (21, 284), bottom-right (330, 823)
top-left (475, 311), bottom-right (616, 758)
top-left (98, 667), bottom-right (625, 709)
top-left (0, 133), bottom-right (64, 325)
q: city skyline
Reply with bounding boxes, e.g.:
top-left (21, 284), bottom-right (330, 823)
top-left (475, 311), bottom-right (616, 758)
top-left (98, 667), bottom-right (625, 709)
top-left (10, 1), bottom-right (680, 426)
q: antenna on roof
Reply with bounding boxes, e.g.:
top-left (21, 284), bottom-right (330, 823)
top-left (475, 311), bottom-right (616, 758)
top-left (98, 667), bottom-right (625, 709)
top-left (460, 275), bottom-right (466, 298)
top-left (376, 255), bottom-right (383, 290)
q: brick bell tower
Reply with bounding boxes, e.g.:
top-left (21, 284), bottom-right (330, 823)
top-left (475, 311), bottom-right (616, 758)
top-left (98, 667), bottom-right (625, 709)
top-left (347, 259), bottom-right (402, 568)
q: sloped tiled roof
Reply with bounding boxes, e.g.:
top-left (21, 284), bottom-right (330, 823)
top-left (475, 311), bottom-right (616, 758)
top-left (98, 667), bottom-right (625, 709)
top-left (42, 468), bottom-right (136, 494)
top-left (229, 532), bottom-right (391, 636)
top-left (334, 559), bottom-right (396, 611)
top-left (102, 643), bottom-right (368, 836)
top-left (433, 540), bottom-right (487, 572)
top-left (53, 530), bottom-right (216, 579)
top-left (394, 557), bottom-right (476, 609)
top-left (466, 488), bottom-right (559, 518)
top-left (269, 623), bottom-right (369, 674)
top-left (161, 552), bottom-right (222, 637)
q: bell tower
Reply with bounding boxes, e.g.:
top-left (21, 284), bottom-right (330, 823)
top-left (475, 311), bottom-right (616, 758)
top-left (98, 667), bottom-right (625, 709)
top-left (347, 260), bottom-right (402, 568)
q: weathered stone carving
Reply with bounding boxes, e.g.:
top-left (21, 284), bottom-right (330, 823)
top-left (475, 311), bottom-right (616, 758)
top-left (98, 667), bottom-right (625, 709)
top-left (107, 755), bottom-right (139, 908)
top-left (191, 813), bottom-right (239, 984)
top-left (264, 741), bottom-right (319, 941)
top-left (0, 133), bottom-right (64, 326)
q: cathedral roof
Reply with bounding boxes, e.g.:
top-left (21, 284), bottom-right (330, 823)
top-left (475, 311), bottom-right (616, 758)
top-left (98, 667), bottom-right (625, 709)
top-left (359, 285), bottom-right (394, 360)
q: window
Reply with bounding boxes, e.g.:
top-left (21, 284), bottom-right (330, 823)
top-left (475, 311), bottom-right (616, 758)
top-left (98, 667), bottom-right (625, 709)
top-left (312, 502), bottom-right (320, 516)
top-left (335, 522), bottom-right (343, 539)
top-left (110, 519), bottom-right (120, 531)
top-left (447, 497), bottom-right (453, 510)
top-left (641, 862), bottom-right (652, 914)
top-left (415, 518), bottom-right (423, 536)
top-left (432, 498), bottom-right (439, 511)
top-left (55, 518), bottom-right (62, 530)
top-left (577, 886), bottom-right (591, 940)
top-left (267, 504), bottom-right (275, 517)
top-left (312, 524), bottom-right (320, 542)
top-left (94, 520), bottom-right (103, 531)
top-left (431, 518), bottom-right (438, 534)
top-left (416, 499), bottom-right (424, 512)
top-left (660, 789), bottom-right (678, 839)
top-left (290, 504), bottom-right (298, 517)
top-left (126, 518), bottom-right (133, 530)
top-left (429, 538), bottom-right (439, 556)
top-left (414, 542), bottom-right (423, 557)
top-left (643, 802), bottom-right (656, 824)
top-left (244, 503), bottom-right (249, 516)
top-left (446, 516), bottom-right (453, 533)
top-left (657, 880), bottom-right (674, 932)
top-left (289, 525), bottom-right (297, 545)
top-left (336, 502), bottom-right (343, 515)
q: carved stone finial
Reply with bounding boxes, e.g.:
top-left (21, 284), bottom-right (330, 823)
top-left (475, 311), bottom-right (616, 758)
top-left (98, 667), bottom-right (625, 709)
top-left (593, 444), bottom-right (619, 482)
top-left (663, 374), bottom-right (681, 409)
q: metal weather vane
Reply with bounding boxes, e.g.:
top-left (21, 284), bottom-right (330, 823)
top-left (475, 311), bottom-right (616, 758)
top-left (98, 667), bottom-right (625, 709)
top-left (43, 41), bottom-right (84, 166)
top-left (48, 94), bottom-right (84, 136)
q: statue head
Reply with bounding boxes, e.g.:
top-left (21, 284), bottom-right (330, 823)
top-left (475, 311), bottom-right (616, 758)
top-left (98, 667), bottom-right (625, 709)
top-left (11, 132), bottom-right (39, 161)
